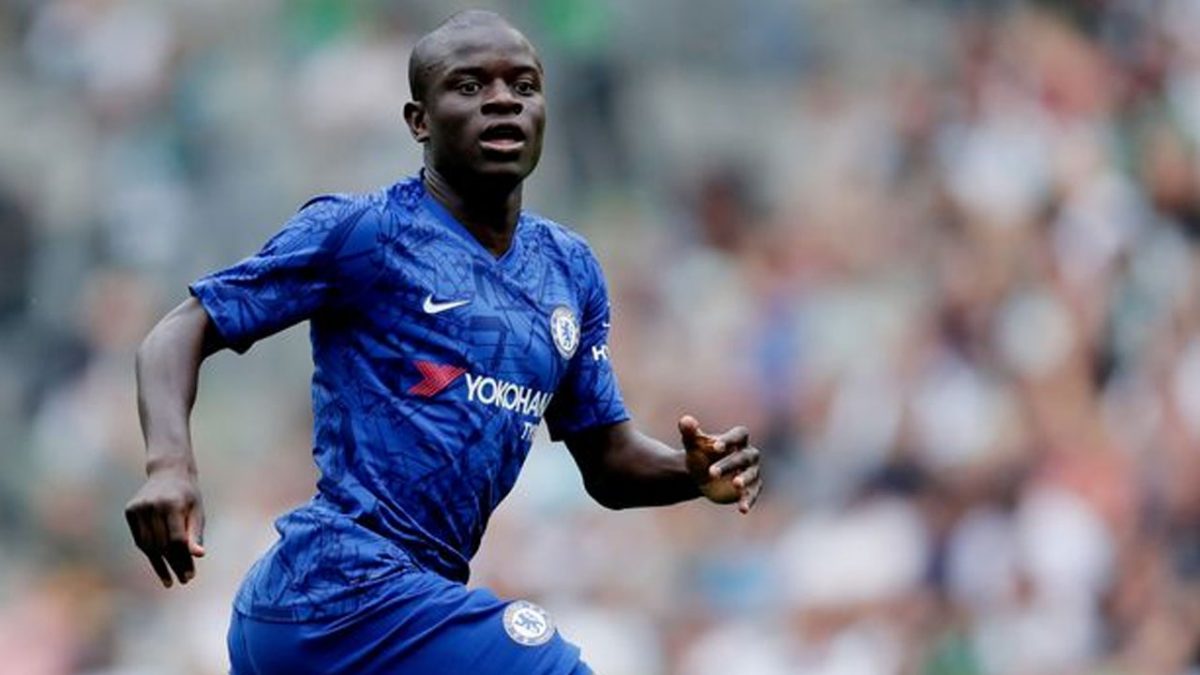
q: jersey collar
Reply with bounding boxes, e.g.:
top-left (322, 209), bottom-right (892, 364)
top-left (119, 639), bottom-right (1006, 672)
top-left (417, 176), bottom-right (527, 268)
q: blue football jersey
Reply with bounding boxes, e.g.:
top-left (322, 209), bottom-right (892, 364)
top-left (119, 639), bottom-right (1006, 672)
top-left (190, 176), bottom-right (629, 621)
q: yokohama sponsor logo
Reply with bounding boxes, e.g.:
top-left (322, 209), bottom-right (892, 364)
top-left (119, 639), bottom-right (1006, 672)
top-left (409, 361), bottom-right (551, 418)
top-left (465, 373), bottom-right (552, 418)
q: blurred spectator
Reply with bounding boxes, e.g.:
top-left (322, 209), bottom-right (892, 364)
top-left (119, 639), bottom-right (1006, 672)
top-left (0, 184), bottom-right (33, 323)
top-left (530, 0), bottom-right (631, 204)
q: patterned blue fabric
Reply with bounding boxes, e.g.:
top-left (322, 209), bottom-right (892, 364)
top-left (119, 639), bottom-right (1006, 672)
top-left (190, 176), bottom-right (629, 621)
top-left (227, 571), bottom-right (593, 674)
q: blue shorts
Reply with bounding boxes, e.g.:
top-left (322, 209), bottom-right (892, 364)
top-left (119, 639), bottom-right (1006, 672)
top-left (227, 570), bottom-right (591, 674)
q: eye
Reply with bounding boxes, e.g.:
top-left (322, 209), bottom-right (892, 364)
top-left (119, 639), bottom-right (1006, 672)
top-left (457, 81), bottom-right (482, 95)
top-left (513, 80), bottom-right (539, 96)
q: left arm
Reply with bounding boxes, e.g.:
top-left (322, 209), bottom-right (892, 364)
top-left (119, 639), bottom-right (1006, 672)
top-left (564, 421), bottom-right (697, 509)
top-left (563, 417), bottom-right (762, 513)
top-left (554, 247), bottom-right (761, 512)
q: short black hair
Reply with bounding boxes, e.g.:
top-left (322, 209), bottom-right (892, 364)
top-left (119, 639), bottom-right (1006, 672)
top-left (407, 10), bottom-right (524, 103)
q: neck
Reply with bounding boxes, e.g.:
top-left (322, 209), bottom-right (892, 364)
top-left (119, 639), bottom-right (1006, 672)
top-left (423, 166), bottom-right (523, 258)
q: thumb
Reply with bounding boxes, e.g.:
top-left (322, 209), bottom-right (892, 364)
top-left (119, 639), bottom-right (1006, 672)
top-left (679, 415), bottom-right (705, 452)
top-left (186, 507), bottom-right (206, 558)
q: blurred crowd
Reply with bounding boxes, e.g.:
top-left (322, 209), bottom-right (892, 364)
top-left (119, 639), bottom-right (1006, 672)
top-left (3, 0), bottom-right (1200, 673)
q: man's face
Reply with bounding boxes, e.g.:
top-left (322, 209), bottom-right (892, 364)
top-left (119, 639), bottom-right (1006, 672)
top-left (408, 24), bottom-right (546, 188)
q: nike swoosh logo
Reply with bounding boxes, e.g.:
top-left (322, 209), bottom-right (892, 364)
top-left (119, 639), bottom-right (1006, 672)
top-left (422, 295), bottom-right (471, 314)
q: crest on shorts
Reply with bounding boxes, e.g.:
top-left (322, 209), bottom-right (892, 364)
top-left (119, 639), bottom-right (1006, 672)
top-left (503, 600), bottom-right (555, 647)
top-left (550, 306), bottom-right (579, 359)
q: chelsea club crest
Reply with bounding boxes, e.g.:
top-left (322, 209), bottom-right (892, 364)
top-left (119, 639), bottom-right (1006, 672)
top-left (503, 600), bottom-right (555, 646)
top-left (550, 306), bottom-right (579, 359)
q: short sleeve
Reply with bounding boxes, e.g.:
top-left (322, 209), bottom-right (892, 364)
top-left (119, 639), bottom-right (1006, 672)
top-left (545, 250), bottom-right (630, 440)
top-left (188, 195), bottom-right (365, 353)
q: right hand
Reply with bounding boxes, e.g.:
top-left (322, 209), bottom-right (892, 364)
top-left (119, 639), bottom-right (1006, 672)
top-left (124, 465), bottom-right (206, 587)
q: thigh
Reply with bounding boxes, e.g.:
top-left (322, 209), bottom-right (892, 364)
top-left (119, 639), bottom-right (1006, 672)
top-left (397, 579), bottom-right (590, 675)
top-left (227, 573), bottom-right (591, 675)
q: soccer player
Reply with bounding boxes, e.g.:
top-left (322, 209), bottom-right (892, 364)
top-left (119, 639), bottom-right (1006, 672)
top-left (124, 10), bottom-right (762, 674)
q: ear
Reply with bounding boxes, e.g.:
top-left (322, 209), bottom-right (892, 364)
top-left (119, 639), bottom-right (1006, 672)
top-left (404, 101), bottom-right (429, 143)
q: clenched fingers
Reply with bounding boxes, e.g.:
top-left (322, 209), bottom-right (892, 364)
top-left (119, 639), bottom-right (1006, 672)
top-left (709, 443), bottom-right (759, 479)
top-left (733, 463), bottom-right (759, 490)
top-left (126, 507), bottom-right (175, 587)
top-left (125, 486), bottom-right (204, 588)
top-left (711, 426), bottom-right (750, 454)
top-left (737, 467), bottom-right (762, 514)
top-left (163, 510), bottom-right (195, 584)
top-left (187, 509), bottom-right (206, 557)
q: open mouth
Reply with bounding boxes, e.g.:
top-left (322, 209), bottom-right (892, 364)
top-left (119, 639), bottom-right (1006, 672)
top-left (479, 123), bottom-right (526, 154)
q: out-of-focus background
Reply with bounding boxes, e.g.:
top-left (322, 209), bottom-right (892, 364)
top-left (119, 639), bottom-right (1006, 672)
top-left (3, 0), bottom-right (1200, 673)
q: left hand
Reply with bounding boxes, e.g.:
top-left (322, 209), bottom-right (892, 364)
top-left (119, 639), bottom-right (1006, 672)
top-left (679, 415), bottom-right (762, 514)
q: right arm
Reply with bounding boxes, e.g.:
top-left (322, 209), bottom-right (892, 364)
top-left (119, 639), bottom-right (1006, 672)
top-left (125, 297), bottom-right (225, 587)
top-left (126, 195), bottom-right (365, 586)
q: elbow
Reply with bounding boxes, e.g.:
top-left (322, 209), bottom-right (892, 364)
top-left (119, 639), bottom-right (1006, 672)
top-left (136, 299), bottom-right (217, 374)
top-left (582, 474), bottom-right (630, 511)
top-left (136, 318), bottom-right (176, 372)
top-left (590, 491), bottom-right (629, 511)
top-left (135, 330), bottom-right (158, 375)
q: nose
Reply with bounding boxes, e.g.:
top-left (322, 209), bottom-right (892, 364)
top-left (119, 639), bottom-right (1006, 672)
top-left (481, 82), bottom-right (522, 116)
